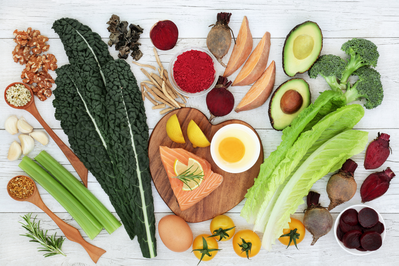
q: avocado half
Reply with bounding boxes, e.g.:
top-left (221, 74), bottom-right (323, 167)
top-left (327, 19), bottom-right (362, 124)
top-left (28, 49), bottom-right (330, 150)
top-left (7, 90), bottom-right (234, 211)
top-left (283, 21), bottom-right (323, 77)
top-left (268, 78), bottom-right (311, 130)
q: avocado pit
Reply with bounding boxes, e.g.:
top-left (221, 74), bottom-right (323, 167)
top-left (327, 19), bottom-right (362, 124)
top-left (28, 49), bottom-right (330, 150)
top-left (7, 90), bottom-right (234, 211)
top-left (280, 89), bottom-right (303, 114)
top-left (268, 78), bottom-right (311, 131)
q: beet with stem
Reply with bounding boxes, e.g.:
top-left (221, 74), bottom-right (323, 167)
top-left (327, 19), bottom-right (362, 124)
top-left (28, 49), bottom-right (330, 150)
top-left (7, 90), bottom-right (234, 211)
top-left (326, 159), bottom-right (358, 210)
top-left (303, 191), bottom-right (333, 245)
top-left (360, 167), bottom-right (396, 203)
top-left (206, 76), bottom-right (234, 121)
top-left (207, 12), bottom-right (234, 67)
top-left (364, 132), bottom-right (391, 169)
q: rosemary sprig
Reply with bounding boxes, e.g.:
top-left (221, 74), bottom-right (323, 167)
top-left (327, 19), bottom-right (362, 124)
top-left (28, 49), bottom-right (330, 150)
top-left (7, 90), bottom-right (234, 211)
top-left (173, 164), bottom-right (204, 191)
top-left (20, 213), bottom-right (66, 257)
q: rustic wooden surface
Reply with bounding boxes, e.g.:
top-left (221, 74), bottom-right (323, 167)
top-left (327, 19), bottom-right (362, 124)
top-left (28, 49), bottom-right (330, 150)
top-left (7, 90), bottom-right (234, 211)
top-left (1, 0), bottom-right (398, 265)
top-left (149, 108), bottom-right (263, 223)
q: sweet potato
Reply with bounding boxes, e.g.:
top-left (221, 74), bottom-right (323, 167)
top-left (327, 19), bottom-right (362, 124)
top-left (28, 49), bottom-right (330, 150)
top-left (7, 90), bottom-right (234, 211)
top-left (232, 32), bottom-right (271, 86)
top-left (235, 61), bottom-right (276, 112)
top-left (223, 16), bottom-right (253, 77)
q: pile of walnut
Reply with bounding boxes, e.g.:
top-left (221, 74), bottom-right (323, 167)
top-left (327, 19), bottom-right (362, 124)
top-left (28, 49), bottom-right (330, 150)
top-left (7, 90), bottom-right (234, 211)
top-left (12, 28), bottom-right (57, 101)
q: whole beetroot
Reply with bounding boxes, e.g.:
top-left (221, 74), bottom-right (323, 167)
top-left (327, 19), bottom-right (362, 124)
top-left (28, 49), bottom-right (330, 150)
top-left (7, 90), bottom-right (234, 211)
top-left (303, 191), bottom-right (333, 245)
top-left (360, 168), bottom-right (395, 203)
top-left (364, 132), bottom-right (391, 169)
top-left (206, 76), bottom-right (234, 120)
top-left (326, 159), bottom-right (358, 210)
top-left (207, 12), bottom-right (234, 66)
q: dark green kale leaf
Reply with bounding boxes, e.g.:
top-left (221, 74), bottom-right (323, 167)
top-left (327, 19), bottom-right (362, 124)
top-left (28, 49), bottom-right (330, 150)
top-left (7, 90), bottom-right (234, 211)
top-left (52, 18), bottom-right (156, 258)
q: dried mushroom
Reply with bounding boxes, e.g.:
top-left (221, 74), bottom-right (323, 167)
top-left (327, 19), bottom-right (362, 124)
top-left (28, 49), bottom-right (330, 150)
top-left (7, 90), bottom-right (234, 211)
top-left (106, 14), bottom-right (144, 61)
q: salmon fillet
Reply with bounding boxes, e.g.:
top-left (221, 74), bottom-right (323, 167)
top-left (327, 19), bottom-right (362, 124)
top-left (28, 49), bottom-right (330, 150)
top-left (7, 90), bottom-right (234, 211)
top-left (159, 146), bottom-right (224, 211)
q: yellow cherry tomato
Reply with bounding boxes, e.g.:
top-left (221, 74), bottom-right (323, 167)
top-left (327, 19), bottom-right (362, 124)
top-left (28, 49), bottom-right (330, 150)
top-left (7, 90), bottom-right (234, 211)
top-left (278, 217), bottom-right (306, 248)
top-left (192, 234), bottom-right (220, 264)
top-left (232, 230), bottom-right (261, 259)
top-left (210, 215), bottom-right (236, 241)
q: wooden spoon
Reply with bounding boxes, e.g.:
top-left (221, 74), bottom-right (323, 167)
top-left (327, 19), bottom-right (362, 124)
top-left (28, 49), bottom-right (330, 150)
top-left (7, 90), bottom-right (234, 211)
top-left (4, 82), bottom-right (88, 187)
top-left (7, 175), bottom-right (106, 263)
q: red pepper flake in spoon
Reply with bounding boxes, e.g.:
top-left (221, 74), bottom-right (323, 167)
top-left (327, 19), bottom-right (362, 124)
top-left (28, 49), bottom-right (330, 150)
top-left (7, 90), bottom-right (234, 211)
top-left (173, 50), bottom-right (215, 93)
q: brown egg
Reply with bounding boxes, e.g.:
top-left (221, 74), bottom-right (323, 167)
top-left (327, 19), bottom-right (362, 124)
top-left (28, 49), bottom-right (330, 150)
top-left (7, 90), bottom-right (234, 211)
top-left (158, 215), bottom-right (193, 252)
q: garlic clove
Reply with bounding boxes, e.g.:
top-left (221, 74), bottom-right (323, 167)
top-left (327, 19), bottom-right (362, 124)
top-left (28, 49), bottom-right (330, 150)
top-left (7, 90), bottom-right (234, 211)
top-left (5, 115), bottom-right (19, 135)
top-left (17, 117), bottom-right (33, 134)
top-left (18, 134), bottom-right (35, 155)
top-left (8, 141), bottom-right (22, 161)
top-left (29, 131), bottom-right (49, 146)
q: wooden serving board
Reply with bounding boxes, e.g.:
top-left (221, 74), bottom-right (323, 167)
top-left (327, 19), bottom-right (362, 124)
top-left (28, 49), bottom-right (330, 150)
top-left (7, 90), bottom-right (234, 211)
top-left (148, 108), bottom-right (264, 223)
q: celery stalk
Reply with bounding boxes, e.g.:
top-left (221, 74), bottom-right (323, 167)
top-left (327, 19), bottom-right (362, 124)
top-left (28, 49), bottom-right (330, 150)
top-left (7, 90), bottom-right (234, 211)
top-left (19, 156), bottom-right (102, 240)
top-left (35, 151), bottom-right (121, 234)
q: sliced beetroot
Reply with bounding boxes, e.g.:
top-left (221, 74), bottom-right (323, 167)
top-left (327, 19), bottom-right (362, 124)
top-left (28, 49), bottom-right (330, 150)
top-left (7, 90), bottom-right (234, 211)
top-left (356, 246), bottom-right (366, 252)
top-left (358, 207), bottom-right (379, 228)
top-left (339, 218), bottom-right (363, 234)
top-left (360, 231), bottom-right (382, 251)
top-left (336, 224), bottom-right (345, 241)
top-left (364, 221), bottom-right (385, 234)
top-left (342, 230), bottom-right (362, 249)
top-left (341, 208), bottom-right (358, 226)
top-left (150, 20), bottom-right (179, 51)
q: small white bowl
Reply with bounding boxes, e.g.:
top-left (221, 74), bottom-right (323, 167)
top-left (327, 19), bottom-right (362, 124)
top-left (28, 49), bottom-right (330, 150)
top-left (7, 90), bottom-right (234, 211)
top-left (334, 204), bottom-right (386, 256)
top-left (210, 124), bottom-right (261, 174)
top-left (168, 47), bottom-right (218, 97)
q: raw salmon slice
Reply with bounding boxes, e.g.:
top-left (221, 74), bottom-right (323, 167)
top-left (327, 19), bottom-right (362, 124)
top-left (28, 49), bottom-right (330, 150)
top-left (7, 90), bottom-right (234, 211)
top-left (159, 146), bottom-right (224, 211)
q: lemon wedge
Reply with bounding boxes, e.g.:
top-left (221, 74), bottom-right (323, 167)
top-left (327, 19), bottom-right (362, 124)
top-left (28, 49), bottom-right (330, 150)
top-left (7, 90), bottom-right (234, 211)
top-left (187, 120), bottom-right (210, 148)
top-left (166, 114), bottom-right (185, 144)
top-left (174, 158), bottom-right (204, 191)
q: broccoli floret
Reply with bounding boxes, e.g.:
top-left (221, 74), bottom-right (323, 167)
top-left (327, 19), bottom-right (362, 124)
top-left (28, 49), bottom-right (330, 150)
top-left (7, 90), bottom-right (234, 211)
top-left (344, 66), bottom-right (383, 109)
top-left (341, 38), bottom-right (379, 84)
top-left (308, 54), bottom-right (347, 92)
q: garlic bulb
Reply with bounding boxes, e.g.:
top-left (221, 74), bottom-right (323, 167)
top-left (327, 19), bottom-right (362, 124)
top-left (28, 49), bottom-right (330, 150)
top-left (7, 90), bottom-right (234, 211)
top-left (7, 141), bottom-right (22, 161)
top-left (18, 134), bottom-right (35, 155)
top-left (30, 131), bottom-right (49, 146)
top-left (17, 117), bottom-right (33, 134)
top-left (5, 115), bottom-right (19, 135)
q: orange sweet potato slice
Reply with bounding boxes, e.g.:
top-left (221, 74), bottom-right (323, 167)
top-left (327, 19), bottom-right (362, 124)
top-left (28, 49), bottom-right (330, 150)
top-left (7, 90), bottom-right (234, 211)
top-left (232, 32), bottom-right (271, 87)
top-left (235, 61), bottom-right (276, 112)
top-left (223, 16), bottom-right (253, 77)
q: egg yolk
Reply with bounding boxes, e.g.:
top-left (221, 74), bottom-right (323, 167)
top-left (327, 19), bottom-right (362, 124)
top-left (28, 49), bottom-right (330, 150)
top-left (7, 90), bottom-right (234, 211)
top-left (218, 137), bottom-right (245, 163)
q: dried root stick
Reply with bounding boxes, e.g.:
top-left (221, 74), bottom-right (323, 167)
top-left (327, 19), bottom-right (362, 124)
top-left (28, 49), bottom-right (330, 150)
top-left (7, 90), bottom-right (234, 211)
top-left (162, 81), bottom-right (180, 108)
top-left (132, 61), bottom-right (156, 70)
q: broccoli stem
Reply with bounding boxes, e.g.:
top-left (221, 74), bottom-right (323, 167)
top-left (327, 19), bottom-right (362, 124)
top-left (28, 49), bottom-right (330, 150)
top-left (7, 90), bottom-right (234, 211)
top-left (341, 56), bottom-right (366, 85)
top-left (323, 75), bottom-right (345, 92)
top-left (343, 83), bottom-right (361, 104)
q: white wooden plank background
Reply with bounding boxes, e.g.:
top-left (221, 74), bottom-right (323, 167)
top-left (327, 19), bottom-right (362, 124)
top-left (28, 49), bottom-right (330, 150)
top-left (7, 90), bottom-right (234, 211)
top-left (1, 0), bottom-right (398, 265)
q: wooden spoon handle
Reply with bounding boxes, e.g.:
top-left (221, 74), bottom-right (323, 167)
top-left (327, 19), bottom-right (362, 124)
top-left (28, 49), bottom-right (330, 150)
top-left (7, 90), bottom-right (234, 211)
top-left (36, 200), bottom-right (106, 263)
top-left (26, 104), bottom-right (88, 187)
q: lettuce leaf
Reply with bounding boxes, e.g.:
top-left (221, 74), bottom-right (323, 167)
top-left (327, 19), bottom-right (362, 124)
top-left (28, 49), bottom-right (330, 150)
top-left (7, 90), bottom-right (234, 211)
top-left (251, 104), bottom-right (365, 232)
top-left (261, 129), bottom-right (368, 250)
top-left (241, 90), bottom-right (344, 223)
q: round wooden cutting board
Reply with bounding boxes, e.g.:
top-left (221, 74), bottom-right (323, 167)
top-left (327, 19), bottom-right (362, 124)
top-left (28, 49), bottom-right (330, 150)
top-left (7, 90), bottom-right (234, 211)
top-left (148, 108), bottom-right (264, 223)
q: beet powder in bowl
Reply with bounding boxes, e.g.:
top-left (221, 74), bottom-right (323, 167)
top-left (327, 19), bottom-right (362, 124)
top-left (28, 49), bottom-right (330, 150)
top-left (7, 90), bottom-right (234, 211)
top-left (169, 47), bottom-right (217, 96)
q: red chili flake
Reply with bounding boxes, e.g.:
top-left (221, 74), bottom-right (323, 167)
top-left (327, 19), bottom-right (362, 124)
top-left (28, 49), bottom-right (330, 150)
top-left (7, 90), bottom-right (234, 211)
top-left (173, 50), bottom-right (215, 93)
